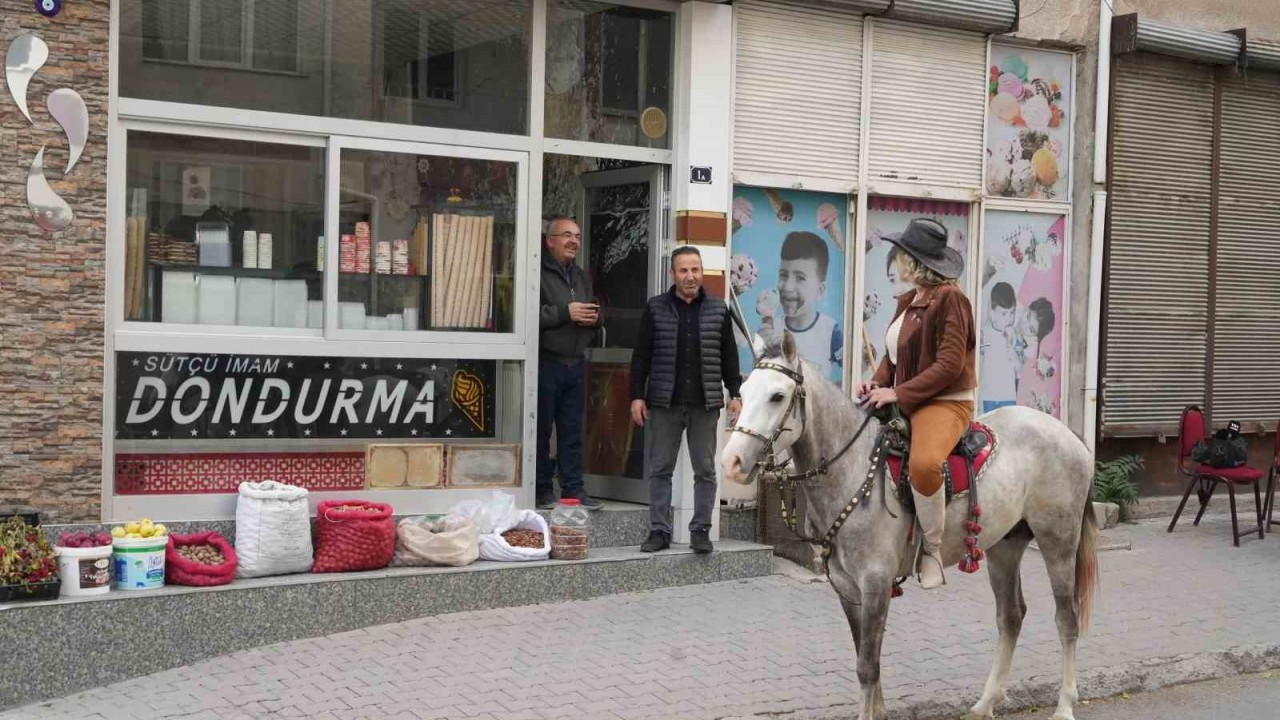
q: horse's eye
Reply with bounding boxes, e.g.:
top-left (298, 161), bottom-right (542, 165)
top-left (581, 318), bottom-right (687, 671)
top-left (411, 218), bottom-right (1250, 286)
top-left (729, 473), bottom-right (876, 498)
top-left (770, 393), bottom-right (785, 403)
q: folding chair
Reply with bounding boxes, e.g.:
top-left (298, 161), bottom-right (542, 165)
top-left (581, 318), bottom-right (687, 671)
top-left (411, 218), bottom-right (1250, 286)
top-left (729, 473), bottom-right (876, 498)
top-left (1262, 420), bottom-right (1280, 534)
top-left (1167, 406), bottom-right (1264, 547)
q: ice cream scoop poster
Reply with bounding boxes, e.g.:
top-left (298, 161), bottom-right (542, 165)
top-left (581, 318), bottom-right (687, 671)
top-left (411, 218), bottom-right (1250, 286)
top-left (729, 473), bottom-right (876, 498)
top-left (978, 211), bottom-right (1066, 419)
top-left (729, 187), bottom-right (848, 387)
top-left (986, 46), bottom-right (1073, 201)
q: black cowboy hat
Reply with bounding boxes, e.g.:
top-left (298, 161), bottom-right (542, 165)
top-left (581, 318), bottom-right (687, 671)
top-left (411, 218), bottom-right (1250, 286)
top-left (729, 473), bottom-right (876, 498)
top-left (882, 218), bottom-right (964, 280)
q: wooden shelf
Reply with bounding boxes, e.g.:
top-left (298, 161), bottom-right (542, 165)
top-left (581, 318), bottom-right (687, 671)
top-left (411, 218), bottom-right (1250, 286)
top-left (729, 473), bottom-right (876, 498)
top-left (154, 264), bottom-right (321, 281)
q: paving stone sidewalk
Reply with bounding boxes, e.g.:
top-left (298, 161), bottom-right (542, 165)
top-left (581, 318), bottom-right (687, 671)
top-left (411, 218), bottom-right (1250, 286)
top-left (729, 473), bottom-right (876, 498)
top-left (7, 515), bottom-right (1280, 720)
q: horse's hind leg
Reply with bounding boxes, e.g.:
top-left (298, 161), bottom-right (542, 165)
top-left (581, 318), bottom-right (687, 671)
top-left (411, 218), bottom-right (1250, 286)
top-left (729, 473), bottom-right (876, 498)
top-left (1040, 536), bottom-right (1083, 720)
top-left (970, 523), bottom-right (1032, 719)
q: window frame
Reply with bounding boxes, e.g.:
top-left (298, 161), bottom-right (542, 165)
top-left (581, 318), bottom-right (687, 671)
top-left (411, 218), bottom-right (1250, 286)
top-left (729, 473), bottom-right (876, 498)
top-left (375, 6), bottom-right (464, 108)
top-left (140, 0), bottom-right (304, 75)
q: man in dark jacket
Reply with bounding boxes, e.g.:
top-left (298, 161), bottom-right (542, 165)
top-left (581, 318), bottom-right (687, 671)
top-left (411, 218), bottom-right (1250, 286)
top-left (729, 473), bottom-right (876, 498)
top-left (630, 247), bottom-right (742, 553)
top-left (538, 216), bottom-right (604, 510)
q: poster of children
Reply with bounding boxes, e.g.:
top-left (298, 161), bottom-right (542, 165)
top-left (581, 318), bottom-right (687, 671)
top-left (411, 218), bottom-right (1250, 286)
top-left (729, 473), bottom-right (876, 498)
top-left (861, 197), bottom-right (970, 382)
top-left (985, 46), bottom-right (1073, 201)
top-left (979, 211), bottom-right (1066, 418)
top-left (729, 187), bottom-right (847, 387)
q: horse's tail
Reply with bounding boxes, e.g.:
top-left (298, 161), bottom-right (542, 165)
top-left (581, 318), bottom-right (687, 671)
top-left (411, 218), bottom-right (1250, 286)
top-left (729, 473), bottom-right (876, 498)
top-left (1075, 501), bottom-right (1100, 634)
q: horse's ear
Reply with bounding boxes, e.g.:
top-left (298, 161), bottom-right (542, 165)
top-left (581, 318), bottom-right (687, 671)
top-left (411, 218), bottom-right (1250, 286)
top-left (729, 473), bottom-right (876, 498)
top-left (782, 330), bottom-right (799, 364)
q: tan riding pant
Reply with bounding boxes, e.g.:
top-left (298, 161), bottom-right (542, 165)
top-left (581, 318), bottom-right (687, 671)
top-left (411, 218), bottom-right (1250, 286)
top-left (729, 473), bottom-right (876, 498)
top-left (908, 400), bottom-right (975, 497)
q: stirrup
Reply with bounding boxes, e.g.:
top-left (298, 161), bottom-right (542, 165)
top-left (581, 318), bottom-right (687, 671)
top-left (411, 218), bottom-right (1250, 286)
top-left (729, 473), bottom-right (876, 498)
top-left (913, 543), bottom-right (947, 589)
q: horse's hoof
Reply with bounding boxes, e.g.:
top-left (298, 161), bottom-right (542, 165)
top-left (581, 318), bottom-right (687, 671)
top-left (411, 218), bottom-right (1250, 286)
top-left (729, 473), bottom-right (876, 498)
top-left (967, 708), bottom-right (995, 720)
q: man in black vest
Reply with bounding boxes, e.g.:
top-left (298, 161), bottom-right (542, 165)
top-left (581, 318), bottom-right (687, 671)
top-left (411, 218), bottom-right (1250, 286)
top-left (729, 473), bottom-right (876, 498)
top-left (630, 247), bottom-right (742, 553)
top-left (538, 216), bottom-right (604, 510)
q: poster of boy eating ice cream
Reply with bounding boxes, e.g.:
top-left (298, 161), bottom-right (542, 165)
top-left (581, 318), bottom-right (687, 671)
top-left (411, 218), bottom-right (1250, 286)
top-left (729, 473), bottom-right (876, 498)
top-left (729, 187), bottom-right (847, 387)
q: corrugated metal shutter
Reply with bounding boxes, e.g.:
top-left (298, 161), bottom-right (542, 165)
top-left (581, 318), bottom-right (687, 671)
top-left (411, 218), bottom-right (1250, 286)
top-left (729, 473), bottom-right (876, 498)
top-left (732, 0), bottom-right (863, 188)
top-left (888, 0), bottom-right (1016, 34)
top-left (1212, 70), bottom-right (1280, 425)
top-left (866, 19), bottom-right (986, 188)
top-left (1102, 54), bottom-right (1214, 436)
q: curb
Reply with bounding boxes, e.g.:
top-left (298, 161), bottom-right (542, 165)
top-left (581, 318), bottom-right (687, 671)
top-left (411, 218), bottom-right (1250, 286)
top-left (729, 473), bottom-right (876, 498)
top-left (736, 642), bottom-right (1280, 719)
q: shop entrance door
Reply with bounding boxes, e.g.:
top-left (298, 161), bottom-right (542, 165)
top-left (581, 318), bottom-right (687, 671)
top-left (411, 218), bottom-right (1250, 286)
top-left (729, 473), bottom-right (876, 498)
top-left (577, 165), bottom-right (664, 504)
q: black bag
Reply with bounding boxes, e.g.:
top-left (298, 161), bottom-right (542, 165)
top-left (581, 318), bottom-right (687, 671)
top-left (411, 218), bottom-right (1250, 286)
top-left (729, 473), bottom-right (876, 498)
top-left (1190, 421), bottom-right (1248, 468)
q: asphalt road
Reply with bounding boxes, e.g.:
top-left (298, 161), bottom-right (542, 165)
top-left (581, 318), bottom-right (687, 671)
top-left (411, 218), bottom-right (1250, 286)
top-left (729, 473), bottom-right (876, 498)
top-left (999, 672), bottom-right (1280, 720)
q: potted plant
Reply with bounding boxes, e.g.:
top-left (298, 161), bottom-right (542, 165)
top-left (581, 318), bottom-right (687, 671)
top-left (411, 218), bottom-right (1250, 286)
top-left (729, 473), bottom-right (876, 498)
top-left (1093, 454), bottom-right (1143, 522)
top-left (0, 515), bottom-right (60, 601)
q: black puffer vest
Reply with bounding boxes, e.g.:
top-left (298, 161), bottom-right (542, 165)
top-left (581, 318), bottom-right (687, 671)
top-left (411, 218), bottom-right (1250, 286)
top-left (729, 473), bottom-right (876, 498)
top-left (645, 289), bottom-right (728, 410)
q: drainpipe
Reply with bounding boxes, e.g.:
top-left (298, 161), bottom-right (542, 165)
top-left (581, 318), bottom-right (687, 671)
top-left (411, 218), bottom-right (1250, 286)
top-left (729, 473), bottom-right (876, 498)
top-left (1083, 0), bottom-right (1113, 457)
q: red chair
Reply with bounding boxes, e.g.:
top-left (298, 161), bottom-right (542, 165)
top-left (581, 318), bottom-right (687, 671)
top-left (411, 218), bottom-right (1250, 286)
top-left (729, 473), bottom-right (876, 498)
top-left (1167, 405), bottom-right (1265, 546)
top-left (1263, 420), bottom-right (1280, 533)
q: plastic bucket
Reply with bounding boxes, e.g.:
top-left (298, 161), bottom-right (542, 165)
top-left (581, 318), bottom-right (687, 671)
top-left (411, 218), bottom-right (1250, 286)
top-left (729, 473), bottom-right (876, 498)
top-left (112, 536), bottom-right (168, 591)
top-left (55, 544), bottom-right (113, 597)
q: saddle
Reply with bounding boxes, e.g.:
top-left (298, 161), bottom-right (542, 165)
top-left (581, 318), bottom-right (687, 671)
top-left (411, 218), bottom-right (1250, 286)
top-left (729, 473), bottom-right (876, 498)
top-left (870, 405), bottom-right (998, 579)
top-left (885, 421), bottom-right (997, 507)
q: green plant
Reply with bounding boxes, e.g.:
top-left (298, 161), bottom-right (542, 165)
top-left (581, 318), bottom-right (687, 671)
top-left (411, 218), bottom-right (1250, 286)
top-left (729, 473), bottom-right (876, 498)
top-left (0, 516), bottom-right (58, 586)
top-left (1092, 454), bottom-right (1143, 519)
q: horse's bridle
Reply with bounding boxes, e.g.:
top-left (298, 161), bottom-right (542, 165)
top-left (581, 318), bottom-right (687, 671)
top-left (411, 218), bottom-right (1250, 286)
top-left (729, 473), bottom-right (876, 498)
top-left (728, 360), bottom-right (808, 485)
top-left (730, 359), bottom-right (888, 574)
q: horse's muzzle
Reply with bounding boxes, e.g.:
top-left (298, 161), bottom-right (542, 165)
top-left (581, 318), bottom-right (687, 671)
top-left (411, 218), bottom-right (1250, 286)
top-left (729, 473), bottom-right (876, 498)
top-left (721, 451), bottom-right (751, 485)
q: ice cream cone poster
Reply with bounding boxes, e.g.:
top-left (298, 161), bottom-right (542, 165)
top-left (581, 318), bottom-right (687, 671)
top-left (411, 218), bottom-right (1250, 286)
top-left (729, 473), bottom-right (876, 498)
top-left (862, 197), bottom-right (971, 382)
top-left (985, 46), bottom-right (1073, 201)
top-left (730, 186), bottom-right (847, 387)
top-left (978, 211), bottom-right (1066, 419)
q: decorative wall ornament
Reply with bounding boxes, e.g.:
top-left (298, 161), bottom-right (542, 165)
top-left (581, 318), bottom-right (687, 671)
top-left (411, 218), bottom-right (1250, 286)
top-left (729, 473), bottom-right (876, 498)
top-left (5, 33), bottom-right (89, 233)
top-left (47, 87), bottom-right (87, 175)
top-left (4, 33), bottom-right (48, 123)
top-left (27, 147), bottom-right (73, 232)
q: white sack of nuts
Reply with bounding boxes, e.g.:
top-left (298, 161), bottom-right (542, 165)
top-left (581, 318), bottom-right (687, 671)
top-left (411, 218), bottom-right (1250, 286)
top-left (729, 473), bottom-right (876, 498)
top-left (477, 510), bottom-right (550, 562)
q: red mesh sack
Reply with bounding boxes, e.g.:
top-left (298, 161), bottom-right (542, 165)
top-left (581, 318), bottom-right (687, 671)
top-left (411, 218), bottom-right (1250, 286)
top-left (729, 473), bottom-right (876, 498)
top-left (312, 500), bottom-right (396, 573)
top-left (166, 531), bottom-right (238, 587)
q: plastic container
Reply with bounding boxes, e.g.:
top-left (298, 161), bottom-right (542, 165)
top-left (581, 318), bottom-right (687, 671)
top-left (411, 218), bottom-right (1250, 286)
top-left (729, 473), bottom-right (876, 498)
top-left (112, 536), bottom-right (168, 591)
top-left (549, 498), bottom-right (589, 561)
top-left (55, 544), bottom-right (113, 597)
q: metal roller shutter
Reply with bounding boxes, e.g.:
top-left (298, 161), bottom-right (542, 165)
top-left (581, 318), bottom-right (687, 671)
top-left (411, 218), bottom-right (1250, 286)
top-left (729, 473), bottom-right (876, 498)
top-left (732, 0), bottom-right (863, 189)
top-left (1103, 54), bottom-right (1215, 437)
top-left (1212, 70), bottom-right (1280, 425)
top-left (866, 18), bottom-right (986, 189)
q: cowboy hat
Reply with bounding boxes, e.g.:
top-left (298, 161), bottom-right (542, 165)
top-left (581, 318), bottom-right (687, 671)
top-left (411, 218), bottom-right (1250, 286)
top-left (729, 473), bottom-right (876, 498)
top-left (882, 218), bottom-right (964, 280)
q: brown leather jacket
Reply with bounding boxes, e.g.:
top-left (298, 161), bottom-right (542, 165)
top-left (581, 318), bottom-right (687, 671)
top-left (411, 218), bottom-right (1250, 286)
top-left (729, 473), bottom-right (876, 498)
top-left (871, 284), bottom-right (977, 415)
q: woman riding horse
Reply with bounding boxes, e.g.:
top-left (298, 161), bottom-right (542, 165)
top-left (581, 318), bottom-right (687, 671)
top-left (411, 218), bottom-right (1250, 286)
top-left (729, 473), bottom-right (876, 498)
top-left (856, 218), bottom-right (975, 590)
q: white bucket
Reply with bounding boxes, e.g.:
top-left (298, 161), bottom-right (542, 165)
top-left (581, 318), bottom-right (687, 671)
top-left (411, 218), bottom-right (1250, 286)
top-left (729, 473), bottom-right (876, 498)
top-left (55, 545), bottom-right (113, 597)
top-left (112, 536), bottom-right (168, 591)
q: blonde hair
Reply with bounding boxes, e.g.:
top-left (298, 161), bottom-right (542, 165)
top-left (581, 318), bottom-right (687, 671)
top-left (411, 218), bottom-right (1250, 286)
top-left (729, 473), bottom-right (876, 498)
top-left (895, 252), bottom-right (957, 288)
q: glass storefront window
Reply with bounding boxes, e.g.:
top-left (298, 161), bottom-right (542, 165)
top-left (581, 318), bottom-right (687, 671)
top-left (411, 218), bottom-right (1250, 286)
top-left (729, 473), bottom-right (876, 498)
top-left (124, 132), bottom-right (326, 328)
top-left (337, 149), bottom-right (518, 333)
top-left (546, 1), bottom-right (673, 148)
top-left (120, 0), bottom-right (531, 136)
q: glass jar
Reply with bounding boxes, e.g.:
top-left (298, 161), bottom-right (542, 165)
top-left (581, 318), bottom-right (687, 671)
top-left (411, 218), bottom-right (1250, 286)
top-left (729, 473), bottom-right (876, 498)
top-left (549, 498), bottom-right (589, 560)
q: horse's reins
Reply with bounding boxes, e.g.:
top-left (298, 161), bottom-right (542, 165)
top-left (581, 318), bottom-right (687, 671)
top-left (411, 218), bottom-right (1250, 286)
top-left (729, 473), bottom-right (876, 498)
top-left (730, 360), bottom-right (888, 567)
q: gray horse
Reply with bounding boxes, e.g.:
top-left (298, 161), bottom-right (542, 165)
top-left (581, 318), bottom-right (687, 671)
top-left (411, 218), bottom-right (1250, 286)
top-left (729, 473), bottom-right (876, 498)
top-left (722, 333), bottom-right (1099, 720)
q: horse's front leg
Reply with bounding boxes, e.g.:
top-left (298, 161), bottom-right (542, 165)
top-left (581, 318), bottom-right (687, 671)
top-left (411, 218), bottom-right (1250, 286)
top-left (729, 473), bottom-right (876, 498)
top-left (839, 596), bottom-right (862, 655)
top-left (854, 577), bottom-right (892, 720)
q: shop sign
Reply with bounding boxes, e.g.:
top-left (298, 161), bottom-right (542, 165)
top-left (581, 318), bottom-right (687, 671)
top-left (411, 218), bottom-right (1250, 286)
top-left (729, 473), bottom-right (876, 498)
top-left (115, 352), bottom-right (496, 441)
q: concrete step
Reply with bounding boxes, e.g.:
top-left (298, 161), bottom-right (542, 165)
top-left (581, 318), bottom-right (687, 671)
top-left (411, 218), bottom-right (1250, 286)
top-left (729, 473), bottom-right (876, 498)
top-left (42, 502), bottom-right (761, 550)
top-left (0, 539), bottom-right (772, 711)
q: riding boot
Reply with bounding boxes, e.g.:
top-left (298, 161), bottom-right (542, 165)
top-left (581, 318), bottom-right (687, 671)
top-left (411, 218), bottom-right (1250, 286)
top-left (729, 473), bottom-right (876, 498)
top-left (911, 487), bottom-right (947, 590)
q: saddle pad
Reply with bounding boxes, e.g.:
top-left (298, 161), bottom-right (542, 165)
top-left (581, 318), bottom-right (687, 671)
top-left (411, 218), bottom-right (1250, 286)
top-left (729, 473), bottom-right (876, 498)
top-left (887, 421), bottom-right (996, 498)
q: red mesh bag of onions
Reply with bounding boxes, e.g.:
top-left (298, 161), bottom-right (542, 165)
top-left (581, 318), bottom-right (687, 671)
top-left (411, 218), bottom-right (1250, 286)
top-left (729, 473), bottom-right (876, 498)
top-left (311, 501), bottom-right (396, 573)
